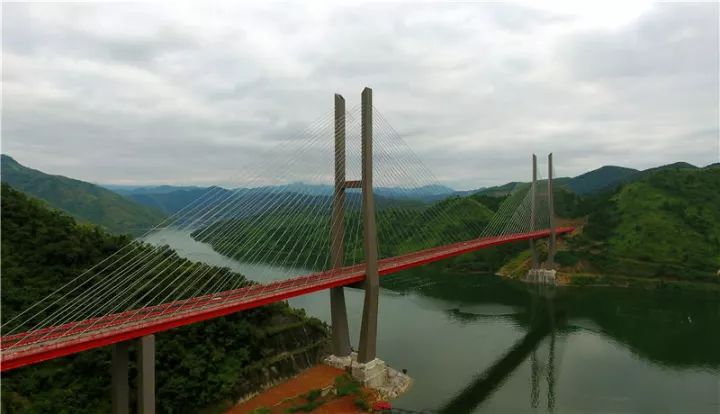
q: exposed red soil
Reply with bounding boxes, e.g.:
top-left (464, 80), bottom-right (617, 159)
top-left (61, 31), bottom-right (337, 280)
top-left (227, 364), bottom-right (377, 413)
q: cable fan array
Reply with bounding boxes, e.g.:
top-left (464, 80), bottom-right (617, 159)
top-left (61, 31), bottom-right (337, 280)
top-left (2, 105), bottom-right (556, 353)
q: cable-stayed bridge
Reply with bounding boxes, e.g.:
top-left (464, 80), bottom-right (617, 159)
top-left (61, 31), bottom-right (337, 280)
top-left (1, 88), bottom-right (573, 412)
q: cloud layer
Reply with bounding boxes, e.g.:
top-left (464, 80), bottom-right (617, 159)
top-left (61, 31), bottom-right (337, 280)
top-left (3, 2), bottom-right (718, 189)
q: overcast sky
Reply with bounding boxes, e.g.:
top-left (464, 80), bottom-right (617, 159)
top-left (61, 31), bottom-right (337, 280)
top-left (3, 2), bottom-right (718, 190)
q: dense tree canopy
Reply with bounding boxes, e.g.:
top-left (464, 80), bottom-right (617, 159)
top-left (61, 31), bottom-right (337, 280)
top-left (1, 184), bottom-right (329, 413)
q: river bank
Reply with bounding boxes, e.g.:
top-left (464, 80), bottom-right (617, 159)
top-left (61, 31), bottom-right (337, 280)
top-left (495, 245), bottom-right (720, 291)
top-left (499, 265), bottom-right (720, 292)
top-left (560, 271), bottom-right (720, 291)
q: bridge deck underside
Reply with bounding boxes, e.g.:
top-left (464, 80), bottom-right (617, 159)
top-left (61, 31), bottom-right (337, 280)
top-left (1, 227), bottom-right (573, 371)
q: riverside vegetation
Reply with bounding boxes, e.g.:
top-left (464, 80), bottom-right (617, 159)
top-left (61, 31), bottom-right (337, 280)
top-left (194, 164), bottom-right (720, 287)
top-left (1, 184), bottom-right (330, 413)
top-left (500, 164), bottom-right (720, 286)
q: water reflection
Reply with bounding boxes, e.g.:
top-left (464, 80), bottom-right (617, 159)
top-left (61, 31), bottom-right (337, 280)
top-left (438, 285), bottom-right (564, 413)
top-left (384, 265), bottom-right (720, 370)
top-left (384, 269), bottom-right (718, 413)
top-left (144, 229), bottom-right (720, 413)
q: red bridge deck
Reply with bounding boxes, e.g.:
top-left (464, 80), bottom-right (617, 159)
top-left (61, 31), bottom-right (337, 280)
top-left (1, 227), bottom-right (573, 371)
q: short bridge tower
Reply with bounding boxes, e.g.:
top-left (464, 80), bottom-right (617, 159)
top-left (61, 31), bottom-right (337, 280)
top-left (527, 153), bottom-right (558, 285)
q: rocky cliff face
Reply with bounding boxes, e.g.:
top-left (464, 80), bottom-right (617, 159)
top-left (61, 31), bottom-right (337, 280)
top-left (228, 313), bottom-right (331, 404)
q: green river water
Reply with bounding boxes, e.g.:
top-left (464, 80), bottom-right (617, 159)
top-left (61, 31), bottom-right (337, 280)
top-left (144, 229), bottom-right (720, 414)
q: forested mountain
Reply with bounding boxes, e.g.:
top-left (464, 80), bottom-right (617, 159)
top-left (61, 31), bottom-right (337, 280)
top-left (476, 165), bottom-right (639, 197)
top-left (475, 182), bottom-right (522, 197)
top-left (1, 155), bottom-right (166, 236)
top-left (120, 186), bottom-right (424, 216)
top-left (125, 186), bottom-right (231, 214)
top-left (193, 191), bottom-right (527, 274)
top-left (104, 184), bottom-right (204, 195)
top-left (641, 161), bottom-right (698, 174)
top-left (567, 164), bottom-right (720, 281)
top-left (466, 162), bottom-right (709, 198)
top-left (566, 165), bottom-right (639, 194)
top-left (193, 163), bottom-right (720, 284)
top-left (0, 183), bottom-right (329, 413)
top-left (98, 161), bottom-right (714, 221)
top-left (110, 183), bottom-right (455, 214)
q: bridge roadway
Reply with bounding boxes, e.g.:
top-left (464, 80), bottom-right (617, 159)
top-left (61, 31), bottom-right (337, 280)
top-left (1, 227), bottom-right (573, 371)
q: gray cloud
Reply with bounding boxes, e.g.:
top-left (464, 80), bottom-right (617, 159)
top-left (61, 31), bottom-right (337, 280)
top-left (2, 2), bottom-right (718, 190)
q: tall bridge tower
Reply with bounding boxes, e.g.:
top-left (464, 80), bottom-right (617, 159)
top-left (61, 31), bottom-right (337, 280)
top-left (328, 88), bottom-right (385, 384)
top-left (329, 93), bottom-right (352, 357)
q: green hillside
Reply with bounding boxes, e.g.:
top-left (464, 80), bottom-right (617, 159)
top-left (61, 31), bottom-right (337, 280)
top-left (475, 163), bottom-right (706, 198)
top-left (0, 183), bottom-right (329, 413)
top-left (125, 186), bottom-right (228, 214)
top-left (1, 155), bottom-right (166, 235)
top-left (193, 193), bottom-right (528, 273)
top-left (194, 162), bottom-right (720, 285)
top-left (475, 182), bottom-right (521, 196)
top-left (567, 165), bottom-right (639, 194)
top-left (194, 195), bottom-right (496, 266)
top-left (569, 165), bottom-right (720, 280)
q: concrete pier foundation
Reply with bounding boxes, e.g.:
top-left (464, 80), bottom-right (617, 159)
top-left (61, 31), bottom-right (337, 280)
top-left (324, 353), bottom-right (412, 400)
top-left (352, 358), bottom-right (387, 388)
top-left (136, 335), bottom-right (155, 414)
top-left (526, 268), bottom-right (557, 285)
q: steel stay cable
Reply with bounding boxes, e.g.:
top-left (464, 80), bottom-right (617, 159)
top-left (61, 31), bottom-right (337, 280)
top-left (76, 126), bottom-right (343, 333)
top-left (372, 111), bottom-right (488, 239)
top-left (370, 122), bottom-right (473, 248)
top-left (4, 108), bottom-right (339, 334)
top-left (1, 181), bottom-right (239, 336)
top-left (5, 109), bottom-right (340, 343)
top-left (479, 189), bottom-right (523, 237)
top-left (12, 108), bottom-right (340, 344)
top-left (34, 123), bottom-right (336, 334)
top-left (169, 165), bottom-right (351, 314)
top-left (135, 109), bottom-right (365, 320)
top-left (157, 108), bottom-right (366, 314)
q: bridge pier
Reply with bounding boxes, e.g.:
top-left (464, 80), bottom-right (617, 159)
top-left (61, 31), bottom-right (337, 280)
top-left (111, 341), bottom-right (130, 414)
top-left (111, 335), bottom-right (155, 414)
top-left (136, 335), bottom-right (156, 414)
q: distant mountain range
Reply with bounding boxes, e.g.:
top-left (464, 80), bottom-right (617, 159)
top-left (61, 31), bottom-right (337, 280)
top-left (109, 182), bottom-right (456, 198)
top-left (110, 182), bottom-right (452, 214)
top-left (112, 186), bottom-right (426, 217)
top-left (569, 162), bottom-right (720, 279)
top-left (97, 161), bottom-right (716, 214)
top-left (473, 162), bottom-right (715, 197)
top-left (104, 184), bottom-right (205, 195)
top-left (4, 152), bottom-right (715, 238)
top-left (1, 155), bottom-right (166, 235)
top-left (566, 166), bottom-right (639, 194)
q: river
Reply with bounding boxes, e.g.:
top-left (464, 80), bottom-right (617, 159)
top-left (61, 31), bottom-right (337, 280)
top-left (144, 229), bottom-right (720, 414)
